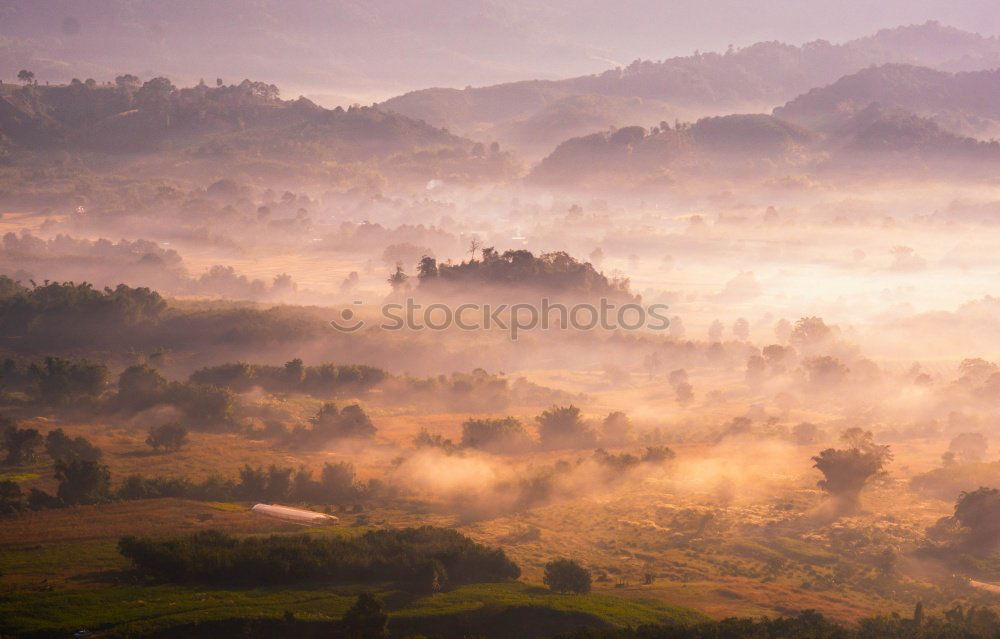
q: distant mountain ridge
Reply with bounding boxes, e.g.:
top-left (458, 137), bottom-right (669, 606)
top-left (774, 64), bottom-right (1000, 139)
top-left (382, 22), bottom-right (1000, 151)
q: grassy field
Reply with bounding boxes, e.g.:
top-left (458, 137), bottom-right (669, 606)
top-left (0, 497), bottom-right (708, 637)
top-left (0, 375), bottom-right (988, 637)
top-left (1, 582), bottom-right (706, 638)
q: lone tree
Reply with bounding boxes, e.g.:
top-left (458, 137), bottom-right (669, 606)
top-left (812, 428), bottom-right (892, 513)
top-left (146, 423), bottom-right (189, 452)
top-left (17, 70), bottom-right (34, 85)
top-left (341, 593), bottom-right (389, 639)
top-left (543, 558), bottom-right (592, 594)
top-left (387, 263), bottom-right (408, 291)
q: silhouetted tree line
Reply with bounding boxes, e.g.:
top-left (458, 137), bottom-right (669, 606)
top-left (116, 460), bottom-right (376, 505)
top-left (189, 359), bottom-right (387, 396)
top-left (118, 526), bottom-right (520, 591)
top-left (1, 455), bottom-right (377, 514)
top-left (422, 406), bottom-right (669, 459)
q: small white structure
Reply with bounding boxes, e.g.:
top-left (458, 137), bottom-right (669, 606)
top-left (251, 503), bottom-right (338, 526)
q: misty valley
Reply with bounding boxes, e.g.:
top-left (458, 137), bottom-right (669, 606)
top-left (5, 5), bottom-right (1000, 638)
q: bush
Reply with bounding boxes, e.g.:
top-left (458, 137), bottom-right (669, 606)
top-left (543, 558), bottom-right (592, 594)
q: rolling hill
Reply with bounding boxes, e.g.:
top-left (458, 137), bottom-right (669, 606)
top-left (383, 22), bottom-right (1000, 152)
top-left (774, 64), bottom-right (1000, 138)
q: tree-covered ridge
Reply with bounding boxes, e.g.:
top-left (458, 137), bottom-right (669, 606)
top-left (416, 249), bottom-right (635, 300)
top-left (529, 107), bottom-right (1000, 186)
top-left (0, 77), bottom-right (521, 184)
top-left (384, 21), bottom-right (1000, 133)
top-left (0, 77), bottom-right (455, 153)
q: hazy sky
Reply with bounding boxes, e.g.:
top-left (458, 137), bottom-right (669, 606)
top-left (1, 0), bottom-right (998, 102)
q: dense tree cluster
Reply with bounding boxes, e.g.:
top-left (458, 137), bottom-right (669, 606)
top-left (0, 281), bottom-right (165, 351)
top-left (118, 526), bottom-right (520, 589)
top-left (416, 249), bottom-right (634, 300)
